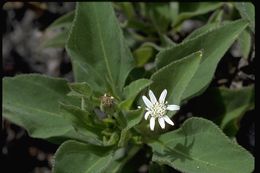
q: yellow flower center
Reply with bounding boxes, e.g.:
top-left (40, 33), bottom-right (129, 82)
top-left (151, 102), bottom-right (167, 117)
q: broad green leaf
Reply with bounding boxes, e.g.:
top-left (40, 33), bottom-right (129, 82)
top-left (238, 29), bottom-right (252, 59)
top-left (149, 117), bottom-right (254, 173)
top-left (59, 103), bottom-right (104, 146)
top-left (151, 51), bottom-right (202, 110)
top-left (133, 45), bottom-right (155, 67)
top-left (120, 79), bottom-right (153, 109)
top-left (47, 11), bottom-right (74, 30)
top-left (3, 74), bottom-right (81, 143)
top-left (66, 2), bottom-right (135, 97)
top-left (156, 19), bottom-right (248, 101)
top-left (53, 140), bottom-right (115, 173)
top-left (235, 2), bottom-right (255, 33)
top-left (41, 29), bottom-right (69, 48)
top-left (173, 2), bottom-right (223, 27)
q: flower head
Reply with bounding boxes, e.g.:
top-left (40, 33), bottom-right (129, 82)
top-left (141, 89), bottom-right (180, 131)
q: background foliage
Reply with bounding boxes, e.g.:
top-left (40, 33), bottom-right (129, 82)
top-left (3, 2), bottom-right (254, 173)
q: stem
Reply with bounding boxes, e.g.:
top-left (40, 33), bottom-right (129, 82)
top-left (81, 97), bottom-right (85, 110)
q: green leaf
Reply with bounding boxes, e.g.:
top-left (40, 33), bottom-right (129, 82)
top-left (66, 2), bottom-right (135, 97)
top-left (238, 29), bottom-right (252, 59)
top-left (68, 82), bottom-right (92, 97)
top-left (41, 29), bottom-right (69, 48)
top-left (127, 19), bottom-right (156, 35)
top-left (117, 2), bottom-right (135, 20)
top-left (151, 51), bottom-right (202, 110)
top-left (235, 2), bottom-right (255, 33)
top-left (133, 45), bottom-right (156, 67)
top-left (120, 79), bottom-right (153, 109)
top-left (207, 9), bottom-right (223, 23)
top-left (213, 86), bottom-right (255, 136)
top-left (159, 34), bottom-right (176, 48)
top-left (41, 11), bottom-right (74, 49)
top-left (183, 22), bottom-right (220, 43)
top-left (156, 19), bottom-right (248, 101)
top-left (53, 140), bottom-right (115, 173)
top-left (216, 86), bottom-right (254, 135)
top-left (174, 2), bottom-right (223, 27)
top-left (59, 103), bottom-right (104, 146)
top-left (149, 117), bottom-right (254, 173)
top-left (147, 3), bottom-right (174, 33)
top-left (169, 2), bottom-right (179, 25)
top-left (3, 74), bottom-right (81, 143)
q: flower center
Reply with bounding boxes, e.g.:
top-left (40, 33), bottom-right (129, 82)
top-left (151, 102), bottom-right (167, 117)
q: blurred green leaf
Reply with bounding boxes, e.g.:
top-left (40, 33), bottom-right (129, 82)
top-left (174, 2), bottom-right (223, 27)
top-left (159, 34), bottom-right (176, 48)
top-left (151, 51), bottom-right (202, 114)
top-left (235, 2), bottom-right (255, 33)
top-left (147, 3), bottom-right (174, 33)
top-left (183, 22), bottom-right (220, 43)
top-left (184, 86), bottom-right (254, 137)
top-left (169, 2), bottom-right (179, 25)
top-left (68, 82), bottom-right (92, 97)
top-left (149, 117), bottom-right (254, 173)
top-left (40, 11), bottom-right (74, 49)
top-left (156, 19), bottom-right (248, 101)
top-left (217, 86), bottom-right (254, 135)
top-left (207, 9), bottom-right (223, 23)
top-left (238, 29), bottom-right (252, 59)
top-left (133, 45), bottom-right (156, 67)
top-left (41, 29), bottom-right (69, 48)
top-left (117, 2), bottom-right (135, 19)
top-left (53, 140), bottom-right (115, 173)
top-left (66, 2), bottom-right (135, 97)
top-left (127, 19), bottom-right (155, 35)
top-left (3, 74), bottom-right (84, 144)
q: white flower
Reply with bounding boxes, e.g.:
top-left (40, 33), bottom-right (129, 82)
top-left (141, 89), bottom-right (180, 131)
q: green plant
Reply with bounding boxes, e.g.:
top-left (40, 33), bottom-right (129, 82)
top-left (3, 2), bottom-right (254, 173)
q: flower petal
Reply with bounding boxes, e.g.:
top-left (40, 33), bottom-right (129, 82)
top-left (167, 105), bottom-right (180, 111)
top-left (163, 116), bottom-right (174, 126)
top-left (159, 89), bottom-right (167, 103)
top-left (158, 117), bottom-right (165, 129)
top-left (149, 90), bottom-right (157, 104)
top-left (144, 111), bottom-right (150, 120)
top-left (142, 96), bottom-right (153, 108)
top-left (150, 117), bottom-right (155, 131)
